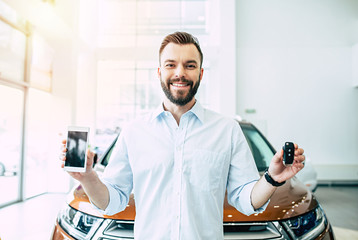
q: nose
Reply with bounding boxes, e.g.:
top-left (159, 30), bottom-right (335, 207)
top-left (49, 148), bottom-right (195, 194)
top-left (174, 64), bottom-right (185, 78)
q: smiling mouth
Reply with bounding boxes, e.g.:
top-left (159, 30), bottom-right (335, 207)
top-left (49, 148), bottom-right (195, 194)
top-left (171, 82), bottom-right (190, 87)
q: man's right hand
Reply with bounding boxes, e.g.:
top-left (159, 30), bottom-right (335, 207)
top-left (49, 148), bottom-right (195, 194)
top-left (60, 139), bottom-right (97, 183)
top-left (60, 139), bottom-right (110, 210)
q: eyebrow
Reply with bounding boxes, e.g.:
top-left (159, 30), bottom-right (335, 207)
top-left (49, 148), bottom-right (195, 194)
top-left (186, 60), bottom-right (198, 65)
top-left (163, 59), bottom-right (198, 65)
top-left (163, 59), bottom-right (176, 64)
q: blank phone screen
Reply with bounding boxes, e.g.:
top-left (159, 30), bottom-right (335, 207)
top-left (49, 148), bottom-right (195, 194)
top-left (65, 131), bottom-right (88, 168)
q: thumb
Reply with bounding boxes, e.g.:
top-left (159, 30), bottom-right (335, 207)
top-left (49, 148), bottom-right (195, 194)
top-left (86, 149), bottom-right (94, 168)
top-left (272, 149), bottom-right (283, 164)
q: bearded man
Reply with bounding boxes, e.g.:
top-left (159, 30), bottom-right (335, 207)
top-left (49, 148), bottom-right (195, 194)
top-left (61, 32), bottom-right (305, 240)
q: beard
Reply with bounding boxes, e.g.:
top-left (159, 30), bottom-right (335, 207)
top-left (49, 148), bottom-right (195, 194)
top-left (160, 76), bottom-right (201, 106)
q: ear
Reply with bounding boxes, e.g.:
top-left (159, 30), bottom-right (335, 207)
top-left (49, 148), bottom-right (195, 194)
top-left (157, 67), bottom-right (161, 79)
top-left (199, 68), bottom-right (204, 81)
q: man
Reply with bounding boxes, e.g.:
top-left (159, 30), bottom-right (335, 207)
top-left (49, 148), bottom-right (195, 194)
top-left (61, 32), bottom-right (305, 239)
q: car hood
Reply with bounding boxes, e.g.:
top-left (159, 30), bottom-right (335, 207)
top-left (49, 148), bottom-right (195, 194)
top-left (67, 176), bottom-right (317, 222)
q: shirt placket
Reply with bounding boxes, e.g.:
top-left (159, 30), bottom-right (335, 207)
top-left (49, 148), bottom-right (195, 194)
top-left (171, 114), bottom-right (188, 240)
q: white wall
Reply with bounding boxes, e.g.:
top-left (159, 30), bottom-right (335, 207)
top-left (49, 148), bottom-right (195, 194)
top-left (205, 0), bottom-right (237, 116)
top-left (74, 0), bottom-right (98, 133)
top-left (236, 0), bottom-right (358, 182)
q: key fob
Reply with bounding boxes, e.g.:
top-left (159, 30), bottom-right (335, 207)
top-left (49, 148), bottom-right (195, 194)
top-left (283, 142), bottom-right (295, 166)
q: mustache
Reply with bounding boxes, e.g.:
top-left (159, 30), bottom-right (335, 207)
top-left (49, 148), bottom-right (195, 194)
top-left (169, 77), bottom-right (193, 85)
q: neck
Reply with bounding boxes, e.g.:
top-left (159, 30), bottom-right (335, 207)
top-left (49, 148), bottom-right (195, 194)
top-left (163, 98), bottom-right (196, 125)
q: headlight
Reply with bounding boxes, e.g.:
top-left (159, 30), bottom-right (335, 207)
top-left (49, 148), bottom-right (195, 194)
top-left (281, 206), bottom-right (327, 240)
top-left (58, 205), bottom-right (103, 239)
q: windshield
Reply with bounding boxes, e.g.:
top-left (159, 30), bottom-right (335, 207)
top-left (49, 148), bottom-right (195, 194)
top-left (99, 135), bottom-right (119, 167)
top-left (240, 124), bottom-right (275, 172)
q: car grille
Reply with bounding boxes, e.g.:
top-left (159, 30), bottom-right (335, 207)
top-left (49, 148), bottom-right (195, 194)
top-left (88, 220), bottom-right (285, 240)
top-left (102, 220), bottom-right (134, 239)
top-left (223, 222), bottom-right (283, 239)
top-left (91, 220), bottom-right (134, 240)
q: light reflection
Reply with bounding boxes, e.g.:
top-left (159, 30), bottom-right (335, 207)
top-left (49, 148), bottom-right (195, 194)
top-left (27, 1), bottom-right (71, 37)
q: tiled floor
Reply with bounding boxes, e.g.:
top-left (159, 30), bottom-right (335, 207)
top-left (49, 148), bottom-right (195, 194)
top-left (314, 185), bottom-right (358, 240)
top-left (0, 186), bottom-right (357, 240)
top-left (0, 193), bottom-right (67, 240)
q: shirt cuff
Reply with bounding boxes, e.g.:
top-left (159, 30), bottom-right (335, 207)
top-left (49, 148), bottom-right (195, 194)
top-left (240, 181), bottom-right (270, 215)
top-left (89, 181), bottom-right (122, 216)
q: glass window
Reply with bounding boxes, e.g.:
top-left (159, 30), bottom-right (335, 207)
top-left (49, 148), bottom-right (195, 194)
top-left (97, 0), bottom-right (209, 48)
top-left (0, 85), bottom-right (24, 206)
top-left (96, 60), bottom-right (161, 131)
top-left (24, 88), bottom-right (52, 198)
top-left (0, 19), bottom-right (27, 82)
top-left (0, 0), bottom-right (53, 203)
top-left (0, 0), bottom-right (27, 29)
top-left (29, 33), bottom-right (54, 92)
top-left (98, 0), bottom-right (136, 47)
top-left (95, 0), bottom-right (211, 145)
top-left (241, 125), bottom-right (274, 172)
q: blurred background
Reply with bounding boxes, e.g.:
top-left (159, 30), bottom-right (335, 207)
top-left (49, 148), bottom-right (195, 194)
top-left (0, 0), bottom-right (357, 235)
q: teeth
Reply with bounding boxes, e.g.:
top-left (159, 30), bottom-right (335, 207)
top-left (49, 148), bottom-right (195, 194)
top-left (172, 83), bottom-right (188, 87)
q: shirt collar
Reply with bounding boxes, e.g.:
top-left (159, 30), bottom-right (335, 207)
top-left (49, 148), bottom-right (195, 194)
top-left (188, 101), bottom-right (205, 124)
top-left (150, 100), bottom-right (205, 124)
top-left (151, 103), bottom-right (166, 122)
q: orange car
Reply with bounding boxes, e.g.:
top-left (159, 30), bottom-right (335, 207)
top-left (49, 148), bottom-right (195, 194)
top-left (51, 121), bottom-right (335, 240)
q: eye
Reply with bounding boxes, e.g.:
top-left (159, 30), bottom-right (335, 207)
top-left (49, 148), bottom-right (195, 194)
top-left (187, 64), bottom-right (197, 69)
top-left (165, 63), bottom-right (175, 68)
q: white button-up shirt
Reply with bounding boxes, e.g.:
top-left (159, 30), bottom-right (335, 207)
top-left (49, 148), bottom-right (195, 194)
top-left (100, 102), bottom-right (267, 240)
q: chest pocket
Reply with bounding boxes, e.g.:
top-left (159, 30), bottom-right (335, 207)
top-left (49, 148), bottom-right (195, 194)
top-left (186, 149), bottom-right (228, 192)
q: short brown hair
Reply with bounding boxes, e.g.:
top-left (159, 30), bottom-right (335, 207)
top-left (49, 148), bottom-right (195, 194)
top-left (159, 31), bottom-right (203, 67)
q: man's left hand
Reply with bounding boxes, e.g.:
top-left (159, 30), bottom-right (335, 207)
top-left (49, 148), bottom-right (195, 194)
top-left (268, 143), bottom-right (305, 183)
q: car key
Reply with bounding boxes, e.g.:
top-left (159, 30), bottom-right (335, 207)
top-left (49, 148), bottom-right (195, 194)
top-left (283, 142), bottom-right (295, 166)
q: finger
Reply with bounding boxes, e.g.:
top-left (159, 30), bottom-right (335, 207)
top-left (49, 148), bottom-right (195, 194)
top-left (293, 162), bottom-right (304, 172)
top-left (86, 149), bottom-right (94, 168)
top-left (60, 140), bottom-right (67, 153)
top-left (294, 154), bottom-right (305, 162)
top-left (87, 149), bottom-right (94, 159)
top-left (59, 153), bottom-right (66, 161)
top-left (295, 147), bottom-right (304, 156)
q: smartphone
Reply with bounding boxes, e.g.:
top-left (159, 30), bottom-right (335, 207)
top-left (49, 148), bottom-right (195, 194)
top-left (64, 126), bottom-right (90, 172)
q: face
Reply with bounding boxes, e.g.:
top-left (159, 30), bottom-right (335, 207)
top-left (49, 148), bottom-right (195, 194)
top-left (158, 43), bottom-right (204, 106)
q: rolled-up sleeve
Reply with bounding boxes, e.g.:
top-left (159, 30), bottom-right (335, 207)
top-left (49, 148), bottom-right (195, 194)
top-left (228, 180), bottom-right (269, 216)
top-left (91, 131), bottom-right (133, 216)
top-left (226, 124), bottom-right (269, 216)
